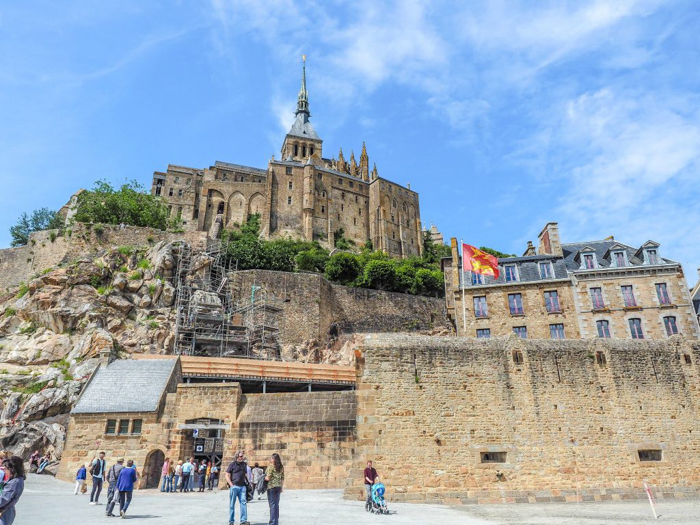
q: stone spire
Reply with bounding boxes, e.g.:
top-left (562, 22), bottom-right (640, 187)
top-left (296, 55), bottom-right (309, 118)
top-left (337, 148), bottom-right (346, 172)
top-left (349, 151), bottom-right (357, 178)
top-left (359, 142), bottom-right (369, 182)
top-left (371, 163), bottom-right (378, 181)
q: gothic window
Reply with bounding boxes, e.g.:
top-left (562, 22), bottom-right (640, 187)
top-left (392, 199), bottom-right (397, 208)
top-left (302, 145), bottom-right (307, 157)
top-left (294, 145), bottom-right (299, 156)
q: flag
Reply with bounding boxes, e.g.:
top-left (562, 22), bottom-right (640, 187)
top-left (462, 244), bottom-right (500, 279)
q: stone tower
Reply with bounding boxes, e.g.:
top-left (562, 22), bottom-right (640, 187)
top-left (281, 56), bottom-right (323, 162)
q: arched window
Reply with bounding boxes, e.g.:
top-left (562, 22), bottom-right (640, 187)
top-left (302, 145), bottom-right (307, 157)
top-left (294, 144), bottom-right (299, 156)
top-left (393, 199), bottom-right (397, 208)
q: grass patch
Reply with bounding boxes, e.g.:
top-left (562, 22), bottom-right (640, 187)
top-left (148, 283), bottom-right (157, 296)
top-left (18, 323), bottom-right (37, 335)
top-left (49, 231), bottom-right (57, 242)
top-left (41, 268), bottom-right (53, 275)
top-left (52, 358), bottom-right (73, 381)
top-left (90, 275), bottom-right (102, 288)
top-left (0, 369), bottom-right (8, 374)
top-left (16, 369), bottom-right (31, 376)
top-left (14, 380), bottom-right (49, 395)
top-left (129, 270), bottom-right (143, 281)
top-left (16, 282), bottom-right (29, 299)
top-left (119, 265), bottom-right (129, 273)
top-left (118, 246), bottom-right (134, 256)
top-left (148, 321), bottom-right (159, 329)
top-left (137, 258), bottom-right (151, 270)
top-left (96, 285), bottom-right (113, 296)
top-left (4, 308), bottom-right (16, 317)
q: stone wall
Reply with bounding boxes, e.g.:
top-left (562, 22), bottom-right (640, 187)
top-left (345, 334), bottom-right (700, 504)
top-left (231, 269), bottom-right (449, 344)
top-left (0, 224), bottom-right (207, 291)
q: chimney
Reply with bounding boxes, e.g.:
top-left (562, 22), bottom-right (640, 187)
top-left (450, 237), bottom-right (460, 289)
top-left (523, 240), bottom-right (537, 256)
top-left (538, 222), bottom-right (563, 257)
top-left (99, 346), bottom-right (115, 367)
top-left (407, 183), bottom-right (411, 190)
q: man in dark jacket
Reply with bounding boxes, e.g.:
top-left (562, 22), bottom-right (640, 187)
top-left (89, 451), bottom-right (107, 505)
top-left (105, 458), bottom-right (125, 517)
top-left (363, 460), bottom-right (379, 511)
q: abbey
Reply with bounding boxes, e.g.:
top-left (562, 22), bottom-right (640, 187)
top-left (151, 59), bottom-right (423, 259)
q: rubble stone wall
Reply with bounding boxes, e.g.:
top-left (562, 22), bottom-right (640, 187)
top-left (232, 269), bottom-right (448, 344)
top-left (0, 224), bottom-right (207, 291)
top-left (345, 334), bottom-right (700, 504)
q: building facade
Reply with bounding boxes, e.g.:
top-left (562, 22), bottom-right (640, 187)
top-left (151, 59), bottom-right (422, 259)
top-left (444, 222), bottom-right (700, 340)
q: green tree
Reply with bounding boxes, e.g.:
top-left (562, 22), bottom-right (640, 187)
top-left (325, 252), bottom-right (361, 285)
top-left (10, 208), bottom-right (63, 247)
top-left (422, 231), bottom-right (452, 263)
top-left (73, 180), bottom-right (171, 229)
top-left (361, 260), bottom-right (397, 291)
top-left (295, 247), bottom-right (330, 272)
top-left (479, 246), bottom-right (516, 259)
top-left (414, 268), bottom-right (444, 297)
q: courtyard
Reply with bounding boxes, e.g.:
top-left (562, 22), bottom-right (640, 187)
top-left (12, 474), bottom-right (700, 525)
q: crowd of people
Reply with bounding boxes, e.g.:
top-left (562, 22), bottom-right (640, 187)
top-left (157, 456), bottom-right (220, 492)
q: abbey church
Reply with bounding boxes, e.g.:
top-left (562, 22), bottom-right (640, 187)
top-left (151, 59), bottom-right (423, 258)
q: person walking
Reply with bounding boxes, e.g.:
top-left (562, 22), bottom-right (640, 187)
top-left (180, 458), bottom-right (192, 492)
top-left (226, 451), bottom-right (250, 525)
top-left (189, 458), bottom-right (196, 492)
top-left (173, 460), bottom-right (182, 493)
top-left (252, 463), bottom-right (264, 500)
top-left (265, 453), bottom-right (284, 525)
top-left (208, 463), bottom-right (219, 490)
top-left (198, 460), bottom-right (207, 492)
top-left (89, 451), bottom-right (107, 505)
top-left (105, 458), bottom-right (125, 517)
top-left (0, 456), bottom-right (26, 525)
top-left (363, 460), bottom-right (379, 511)
top-left (116, 460), bottom-right (138, 518)
top-left (160, 457), bottom-right (171, 492)
top-left (74, 464), bottom-right (87, 494)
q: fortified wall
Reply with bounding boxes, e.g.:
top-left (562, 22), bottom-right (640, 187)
top-left (0, 224), bottom-right (207, 291)
top-left (232, 269), bottom-right (449, 344)
top-left (346, 334), bottom-right (700, 504)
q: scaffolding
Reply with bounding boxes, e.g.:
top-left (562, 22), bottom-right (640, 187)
top-left (172, 241), bottom-right (283, 359)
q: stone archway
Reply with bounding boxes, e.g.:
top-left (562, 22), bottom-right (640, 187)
top-left (142, 449), bottom-right (165, 489)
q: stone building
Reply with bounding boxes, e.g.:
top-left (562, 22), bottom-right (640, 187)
top-left (692, 269), bottom-right (700, 326)
top-left (443, 222), bottom-right (700, 340)
top-left (151, 58), bottom-right (423, 259)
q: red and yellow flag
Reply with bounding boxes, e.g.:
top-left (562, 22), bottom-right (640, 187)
top-left (462, 244), bottom-right (500, 279)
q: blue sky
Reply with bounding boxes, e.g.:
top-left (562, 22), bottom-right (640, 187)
top-left (1, 1), bottom-right (699, 286)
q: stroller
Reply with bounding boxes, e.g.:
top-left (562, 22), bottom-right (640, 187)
top-left (370, 481), bottom-right (389, 514)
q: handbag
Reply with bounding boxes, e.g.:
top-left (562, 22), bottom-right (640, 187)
top-left (81, 482), bottom-right (88, 494)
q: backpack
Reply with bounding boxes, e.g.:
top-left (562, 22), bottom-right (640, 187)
top-left (91, 460), bottom-right (104, 476)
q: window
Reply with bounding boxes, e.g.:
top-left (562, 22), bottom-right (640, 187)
top-left (512, 349), bottom-right (524, 363)
top-left (338, 178), bottom-right (343, 185)
top-left (187, 178), bottom-right (191, 185)
top-left (294, 145), bottom-right (298, 156)
top-left (310, 146), bottom-right (314, 155)
top-left (302, 145), bottom-right (306, 157)
top-left (359, 208), bottom-right (361, 216)
top-left (322, 191), bottom-right (326, 198)
top-left (321, 206), bottom-right (325, 213)
top-left (177, 206), bottom-right (182, 218)
top-left (391, 215), bottom-right (395, 222)
top-left (174, 176), bottom-right (180, 183)
top-left (476, 329), bottom-right (491, 338)
top-left (353, 218), bottom-right (356, 225)
top-left (596, 320), bottom-right (611, 338)
top-left (118, 419), bottom-right (130, 435)
top-left (355, 195), bottom-right (358, 203)
top-left (131, 419), bottom-right (143, 435)
top-left (105, 419), bottom-right (117, 435)
top-left (646, 249), bottom-right (659, 265)
top-left (583, 253), bottom-right (595, 269)
top-left (595, 351), bottom-right (607, 365)
top-left (591, 287), bottom-right (605, 309)
top-left (504, 265), bottom-right (518, 283)
top-left (613, 251), bottom-right (626, 267)
top-left (471, 273), bottom-right (483, 285)
top-left (683, 354), bottom-right (692, 365)
top-left (341, 192), bottom-right (345, 200)
top-left (168, 187), bottom-right (174, 197)
top-left (629, 318), bottom-right (644, 339)
top-left (550, 324), bottom-right (565, 339)
top-left (621, 286), bottom-right (637, 307)
top-left (544, 291), bottom-right (561, 313)
top-left (178, 189), bottom-right (183, 198)
top-left (287, 196), bottom-right (292, 205)
top-left (513, 326), bottom-right (527, 339)
top-left (663, 316), bottom-right (678, 336)
top-left (480, 452), bottom-right (506, 463)
top-left (288, 181), bottom-right (293, 190)
top-left (656, 283), bottom-right (671, 305)
top-left (473, 296), bottom-right (488, 318)
top-left (341, 204), bottom-right (344, 211)
top-left (392, 199), bottom-right (397, 208)
top-left (349, 181), bottom-right (353, 188)
top-left (638, 449), bottom-right (662, 462)
top-left (508, 293), bottom-right (524, 315)
top-left (539, 262), bottom-right (553, 279)
top-left (317, 173), bottom-right (322, 180)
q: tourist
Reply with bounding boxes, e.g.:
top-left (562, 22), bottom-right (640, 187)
top-left (205, 461), bottom-right (212, 489)
top-left (116, 459), bottom-right (138, 518)
top-left (166, 461), bottom-right (175, 492)
top-left (105, 458), bottom-right (125, 517)
top-left (180, 458), bottom-right (192, 492)
top-left (188, 458), bottom-right (196, 491)
top-left (252, 463), bottom-right (265, 499)
top-left (198, 460), bottom-right (207, 492)
top-left (208, 463), bottom-right (219, 490)
top-left (173, 460), bottom-right (182, 492)
top-left (29, 451), bottom-right (40, 472)
top-left (0, 451), bottom-right (7, 487)
top-left (89, 451), bottom-right (107, 504)
top-left (74, 464), bottom-right (87, 494)
top-left (265, 453), bottom-right (284, 525)
top-left (246, 461), bottom-right (254, 501)
top-left (160, 457), bottom-right (171, 492)
top-left (225, 451), bottom-right (250, 525)
top-left (0, 456), bottom-right (25, 525)
top-left (37, 451), bottom-right (52, 474)
top-left (363, 460), bottom-right (378, 511)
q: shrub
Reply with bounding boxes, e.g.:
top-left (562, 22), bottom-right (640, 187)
top-left (4, 308), bottom-right (16, 317)
top-left (129, 271), bottom-right (143, 281)
top-left (148, 283), bottom-right (157, 296)
top-left (361, 260), bottom-right (397, 291)
top-left (295, 248), bottom-right (329, 273)
top-left (19, 323), bottom-right (37, 335)
top-left (96, 285), bottom-right (113, 296)
top-left (325, 253), bottom-right (361, 285)
top-left (16, 282), bottom-right (29, 299)
top-left (414, 268), bottom-right (444, 297)
top-left (149, 321), bottom-right (159, 329)
top-left (90, 275), bottom-right (102, 288)
top-left (49, 231), bottom-right (57, 243)
top-left (119, 265), bottom-right (129, 273)
top-left (118, 246), bottom-right (133, 256)
top-left (137, 258), bottom-right (151, 270)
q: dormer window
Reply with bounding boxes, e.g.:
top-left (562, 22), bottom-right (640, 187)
top-left (504, 265), bottom-right (519, 283)
top-left (583, 254), bottom-right (595, 269)
top-left (539, 262), bottom-right (553, 279)
top-left (646, 249), bottom-right (659, 265)
top-left (613, 251), bottom-right (627, 267)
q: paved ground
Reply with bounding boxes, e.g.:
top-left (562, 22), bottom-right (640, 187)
top-left (13, 474), bottom-right (700, 525)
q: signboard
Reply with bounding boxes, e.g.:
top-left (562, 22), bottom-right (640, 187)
top-left (193, 429), bottom-right (199, 438)
top-left (194, 438), bottom-right (205, 454)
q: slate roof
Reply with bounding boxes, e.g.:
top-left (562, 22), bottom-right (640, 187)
top-left (287, 113), bottom-right (320, 140)
top-left (72, 358), bottom-right (177, 414)
top-left (214, 161), bottom-right (267, 174)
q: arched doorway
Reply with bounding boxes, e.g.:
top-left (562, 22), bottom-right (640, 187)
top-left (142, 449), bottom-right (165, 489)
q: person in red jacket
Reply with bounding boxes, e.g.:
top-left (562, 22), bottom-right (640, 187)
top-left (363, 460), bottom-right (379, 511)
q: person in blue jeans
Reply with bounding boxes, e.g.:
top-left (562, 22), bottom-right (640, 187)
top-left (116, 460), bottom-right (138, 518)
top-left (89, 452), bottom-right (106, 504)
top-left (225, 451), bottom-right (250, 525)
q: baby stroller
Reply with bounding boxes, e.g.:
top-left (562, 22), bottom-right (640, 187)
top-left (370, 481), bottom-right (389, 514)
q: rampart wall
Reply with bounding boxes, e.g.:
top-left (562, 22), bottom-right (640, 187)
top-left (232, 269), bottom-right (449, 344)
top-left (345, 334), bottom-right (700, 504)
top-left (0, 224), bottom-right (207, 291)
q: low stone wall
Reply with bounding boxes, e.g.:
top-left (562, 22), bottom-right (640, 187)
top-left (232, 269), bottom-right (449, 344)
top-left (0, 224), bottom-right (207, 291)
top-left (345, 334), bottom-right (700, 504)
top-left (232, 391), bottom-right (357, 489)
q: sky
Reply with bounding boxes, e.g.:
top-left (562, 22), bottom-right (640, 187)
top-left (1, 0), bottom-right (699, 287)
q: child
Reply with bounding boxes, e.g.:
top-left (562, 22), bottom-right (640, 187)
top-left (74, 464), bottom-right (87, 494)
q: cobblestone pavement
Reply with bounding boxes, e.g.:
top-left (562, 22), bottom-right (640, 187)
top-left (14, 475), bottom-right (700, 525)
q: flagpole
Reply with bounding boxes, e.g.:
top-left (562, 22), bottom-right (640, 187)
top-left (460, 239), bottom-right (467, 337)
